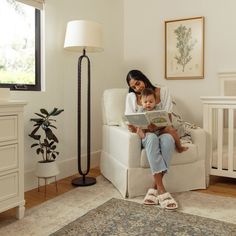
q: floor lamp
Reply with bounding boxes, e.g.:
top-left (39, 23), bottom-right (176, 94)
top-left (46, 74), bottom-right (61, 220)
top-left (64, 20), bottom-right (103, 186)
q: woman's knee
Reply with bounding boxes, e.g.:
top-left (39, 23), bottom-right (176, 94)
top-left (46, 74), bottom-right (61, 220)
top-left (159, 133), bottom-right (175, 149)
top-left (142, 132), bottom-right (159, 148)
top-left (144, 133), bottom-right (158, 143)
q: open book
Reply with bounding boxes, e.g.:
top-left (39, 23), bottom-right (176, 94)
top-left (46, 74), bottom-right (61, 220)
top-left (125, 110), bottom-right (171, 128)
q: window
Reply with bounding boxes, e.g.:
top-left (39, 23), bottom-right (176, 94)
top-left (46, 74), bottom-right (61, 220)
top-left (0, 0), bottom-right (41, 91)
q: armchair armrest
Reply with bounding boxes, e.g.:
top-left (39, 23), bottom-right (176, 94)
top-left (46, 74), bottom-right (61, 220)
top-left (190, 128), bottom-right (206, 161)
top-left (102, 125), bottom-right (142, 167)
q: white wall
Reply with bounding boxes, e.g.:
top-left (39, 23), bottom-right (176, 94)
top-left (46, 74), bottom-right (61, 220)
top-left (10, 0), bottom-right (124, 190)
top-left (124, 0), bottom-right (236, 125)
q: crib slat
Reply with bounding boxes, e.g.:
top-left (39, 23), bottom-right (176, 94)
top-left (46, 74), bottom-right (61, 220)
top-left (208, 106), bottom-right (213, 169)
top-left (217, 109), bottom-right (223, 170)
top-left (228, 109), bottom-right (234, 171)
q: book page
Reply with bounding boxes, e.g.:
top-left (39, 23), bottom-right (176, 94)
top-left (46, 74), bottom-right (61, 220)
top-left (125, 113), bottom-right (149, 128)
top-left (146, 110), bottom-right (171, 127)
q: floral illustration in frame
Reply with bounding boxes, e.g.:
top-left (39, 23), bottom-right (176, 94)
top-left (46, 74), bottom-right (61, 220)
top-left (165, 16), bottom-right (204, 80)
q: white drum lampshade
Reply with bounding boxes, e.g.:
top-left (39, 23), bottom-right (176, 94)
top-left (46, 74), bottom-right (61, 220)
top-left (64, 20), bottom-right (103, 52)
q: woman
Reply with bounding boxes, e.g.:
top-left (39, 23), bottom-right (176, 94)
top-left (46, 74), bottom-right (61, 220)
top-left (125, 69), bottom-right (178, 210)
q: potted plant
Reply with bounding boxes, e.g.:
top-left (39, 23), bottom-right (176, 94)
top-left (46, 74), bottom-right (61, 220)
top-left (29, 107), bottom-right (64, 178)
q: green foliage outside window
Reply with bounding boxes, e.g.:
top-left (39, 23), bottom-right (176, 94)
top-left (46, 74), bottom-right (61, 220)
top-left (0, 0), bottom-right (35, 85)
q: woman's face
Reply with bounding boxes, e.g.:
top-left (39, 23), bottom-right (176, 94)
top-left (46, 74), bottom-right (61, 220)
top-left (129, 78), bottom-right (145, 94)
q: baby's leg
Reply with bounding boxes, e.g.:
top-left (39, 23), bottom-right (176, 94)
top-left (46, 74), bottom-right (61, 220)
top-left (136, 127), bottom-right (145, 139)
top-left (161, 126), bottom-right (188, 153)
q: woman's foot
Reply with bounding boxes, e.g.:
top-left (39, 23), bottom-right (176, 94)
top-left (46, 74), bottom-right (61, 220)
top-left (157, 192), bottom-right (178, 210)
top-left (143, 188), bottom-right (158, 205)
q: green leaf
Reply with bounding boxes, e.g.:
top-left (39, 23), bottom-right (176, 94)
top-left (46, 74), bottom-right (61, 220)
top-left (29, 134), bottom-right (41, 140)
top-left (31, 143), bottom-right (39, 148)
top-left (44, 139), bottom-right (49, 146)
top-left (49, 108), bottom-right (58, 116)
top-left (49, 141), bottom-right (55, 147)
top-left (36, 148), bottom-right (41, 154)
top-left (52, 153), bottom-right (56, 159)
top-left (45, 128), bottom-right (54, 140)
top-left (52, 133), bottom-right (58, 143)
top-left (30, 118), bottom-right (44, 123)
top-left (49, 124), bottom-right (57, 129)
top-left (53, 109), bottom-right (64, 116)
top-left (45, 128), bottom-right (58, 142)
top-left (40, 108), bottom-right (49, 116)
top-left (30, 126), bottom-right (40, 136)
top-left (35, 113), bottom-right (46, 118)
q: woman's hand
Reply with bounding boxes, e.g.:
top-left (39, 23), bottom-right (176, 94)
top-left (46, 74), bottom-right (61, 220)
top-left (127, 124), bottom-right (137, 133)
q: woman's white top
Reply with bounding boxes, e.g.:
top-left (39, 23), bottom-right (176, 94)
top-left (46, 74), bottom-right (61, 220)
top-left (125, 86), bottom-right (173, 115)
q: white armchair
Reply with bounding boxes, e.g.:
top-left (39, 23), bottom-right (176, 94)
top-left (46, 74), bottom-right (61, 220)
top-left (100, 88), bottom-right (207, 198)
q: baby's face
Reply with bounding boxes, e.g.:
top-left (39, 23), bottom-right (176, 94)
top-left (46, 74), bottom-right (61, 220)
top-left (141, 94), bottom-right (156, 111)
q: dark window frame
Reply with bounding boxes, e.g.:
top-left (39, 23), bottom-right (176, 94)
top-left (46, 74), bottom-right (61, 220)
top-left (0, 9), bottom-right (41, 91)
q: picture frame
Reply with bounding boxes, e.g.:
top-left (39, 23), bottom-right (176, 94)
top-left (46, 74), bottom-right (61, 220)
top-left (165, 16), bottom-right (204, 80)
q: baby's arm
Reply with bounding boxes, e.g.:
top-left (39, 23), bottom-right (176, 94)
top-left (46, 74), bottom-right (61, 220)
top-left (127, 124), bottom-right (137, 133)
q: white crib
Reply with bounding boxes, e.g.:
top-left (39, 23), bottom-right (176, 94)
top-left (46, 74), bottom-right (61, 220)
top-left (201, 96), bottom-right (236, 184)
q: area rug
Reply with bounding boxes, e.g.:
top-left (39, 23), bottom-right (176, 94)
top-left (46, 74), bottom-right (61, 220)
top-left (50, 198), bottom-right (236, 236)
top-left (1, 176), bottom-right (236, 235)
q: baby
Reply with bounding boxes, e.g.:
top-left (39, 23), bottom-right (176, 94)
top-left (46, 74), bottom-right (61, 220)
top-left (136, 88), bottom-right (188, 153)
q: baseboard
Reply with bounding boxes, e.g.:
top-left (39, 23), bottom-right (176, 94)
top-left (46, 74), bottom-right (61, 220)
top-left (24, 150), bottom-right (101, 191)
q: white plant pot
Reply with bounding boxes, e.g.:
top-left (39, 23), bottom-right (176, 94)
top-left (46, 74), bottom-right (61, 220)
top-left (35, 161), bottom-right (59, 178)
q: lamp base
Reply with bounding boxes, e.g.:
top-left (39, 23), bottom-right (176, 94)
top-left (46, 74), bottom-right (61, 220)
top-left (71, 176), bottom-right (96, 186)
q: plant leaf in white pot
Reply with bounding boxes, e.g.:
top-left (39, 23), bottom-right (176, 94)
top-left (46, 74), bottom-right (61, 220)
top-left (29, 107), bottom-right (64, 177)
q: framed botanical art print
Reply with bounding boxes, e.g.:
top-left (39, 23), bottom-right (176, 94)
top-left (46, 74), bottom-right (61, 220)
top-left (165, 16), bottom-right (204, 80)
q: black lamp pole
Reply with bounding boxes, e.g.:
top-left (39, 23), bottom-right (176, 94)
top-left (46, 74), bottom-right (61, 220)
top-left (72, 49), bottom-right (96, 186)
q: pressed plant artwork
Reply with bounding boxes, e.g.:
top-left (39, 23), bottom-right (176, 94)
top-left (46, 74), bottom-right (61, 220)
top-left (165, 17), bottom-right (204, 79)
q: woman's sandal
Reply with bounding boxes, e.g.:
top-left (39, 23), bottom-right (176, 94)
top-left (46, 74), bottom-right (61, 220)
top-left (143, 188), bottom-right (158, 205)
top-left (158, 192), bottom-right (178, 210)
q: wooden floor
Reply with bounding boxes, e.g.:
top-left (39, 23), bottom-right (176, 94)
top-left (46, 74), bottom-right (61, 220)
top-left (197, 175), bottom-right (236, 198)
top-left (25, 168), bottom-right (100, 209)
top-left (1, 168), bottom-right (236, 221)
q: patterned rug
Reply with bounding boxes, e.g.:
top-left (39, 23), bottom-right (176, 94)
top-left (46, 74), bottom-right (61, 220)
top-left (50, 198), bottom-right (236, 236)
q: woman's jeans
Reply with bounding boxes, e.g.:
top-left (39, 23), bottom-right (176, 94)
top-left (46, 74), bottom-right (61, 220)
top-left (141, 132), bottom-right (175, 175)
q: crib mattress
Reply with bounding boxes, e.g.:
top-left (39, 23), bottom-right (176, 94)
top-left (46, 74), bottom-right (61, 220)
top-left (212, 145), bottom-right (236, 170)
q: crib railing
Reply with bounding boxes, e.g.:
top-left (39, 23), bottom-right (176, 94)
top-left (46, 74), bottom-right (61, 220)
top-left (201, 96), bottom-right (236, 178)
